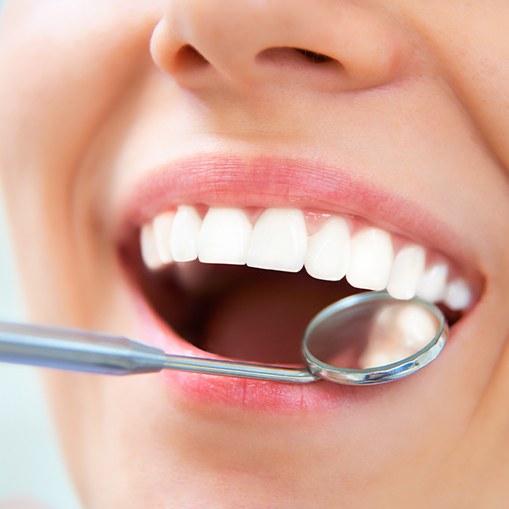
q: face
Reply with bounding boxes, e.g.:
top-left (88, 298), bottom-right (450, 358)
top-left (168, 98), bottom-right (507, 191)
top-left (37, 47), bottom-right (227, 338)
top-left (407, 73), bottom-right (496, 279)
top-left (1, 1), bottom-right (509, 507)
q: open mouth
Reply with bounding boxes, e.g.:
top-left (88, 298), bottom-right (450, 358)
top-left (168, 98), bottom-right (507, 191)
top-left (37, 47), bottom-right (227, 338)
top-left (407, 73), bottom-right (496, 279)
top-left (120, 201), bottom-right (474, 370)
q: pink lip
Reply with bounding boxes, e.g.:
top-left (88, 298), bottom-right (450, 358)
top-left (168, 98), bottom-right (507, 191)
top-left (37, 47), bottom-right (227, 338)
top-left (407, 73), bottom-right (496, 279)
top-left (116, 154), bottom-right (480, 412)
top-left (131, 288), bottom-right (368, 412)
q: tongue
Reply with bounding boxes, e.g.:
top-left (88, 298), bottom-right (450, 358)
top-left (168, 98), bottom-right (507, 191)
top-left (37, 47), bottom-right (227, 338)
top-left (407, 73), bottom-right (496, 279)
top-left (202, 271), bottom-right (347, 364)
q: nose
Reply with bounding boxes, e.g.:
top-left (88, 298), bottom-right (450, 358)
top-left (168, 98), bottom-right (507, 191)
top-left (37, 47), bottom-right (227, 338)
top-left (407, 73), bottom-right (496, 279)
top-left (150, 0), bottom-right (410, 94)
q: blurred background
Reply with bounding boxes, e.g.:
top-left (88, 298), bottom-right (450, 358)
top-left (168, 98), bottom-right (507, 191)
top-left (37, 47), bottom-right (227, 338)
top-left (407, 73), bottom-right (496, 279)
top-left (0, 193), bottom-right (81, 508)
top-left (1, 0), bottom-right (78, 505)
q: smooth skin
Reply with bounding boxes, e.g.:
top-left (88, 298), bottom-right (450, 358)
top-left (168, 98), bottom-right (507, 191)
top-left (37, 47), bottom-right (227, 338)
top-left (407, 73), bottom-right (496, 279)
top-left (1, 1), bottom-right (509, 508)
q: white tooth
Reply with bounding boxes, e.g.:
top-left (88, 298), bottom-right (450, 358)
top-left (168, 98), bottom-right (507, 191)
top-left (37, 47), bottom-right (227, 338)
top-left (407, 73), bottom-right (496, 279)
top-left (305, 217), bottom-right (350, 281)
top-left (386, 245), bottom-right (426, 300)
top-left (140, 223), bottom-right (162, 270)
top-left (395, 305), bottom-right (439, 350)
top-left (170, 206), bottom-right (202, 262)
top-left (416, 263), bottom-right (448, 302)
top-left (152, 211), bottom-right (174, 264)
top-left (247, 208), bottom-right (307, 272)
top-left (198, 208), bottom-right (252, 264)
top-left (359, 304), bottom-right (437, 369)
top-left (346, 227), bottom-right (394, 290)
top-left (445, 279), bottom-right (472, 310)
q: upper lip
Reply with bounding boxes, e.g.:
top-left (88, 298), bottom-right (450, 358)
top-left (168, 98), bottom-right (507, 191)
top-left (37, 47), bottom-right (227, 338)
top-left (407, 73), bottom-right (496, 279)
top-left (115, 153), bottom-right (481, 287)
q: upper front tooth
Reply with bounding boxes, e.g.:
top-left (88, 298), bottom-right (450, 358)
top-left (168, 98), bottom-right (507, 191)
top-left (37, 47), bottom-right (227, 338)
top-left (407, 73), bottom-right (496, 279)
top-left (386, 245), bottom-right (426, 300)
top-left (140, 223), bottom-right (162, 270)
top-left (416, 263), bottom-right (448, 302)
top-left (170, 206), bottom-right (202, 262)
top-left (198, 208), bottom-right (252, 264)
top-left (305, 217), bottom-right (350, 281)
top-left (152, 211), bottom-right (174, 264)
top-left (346, 227), bottom-right (394, 290)
top-left (247, 208), bottom-right (307, 272)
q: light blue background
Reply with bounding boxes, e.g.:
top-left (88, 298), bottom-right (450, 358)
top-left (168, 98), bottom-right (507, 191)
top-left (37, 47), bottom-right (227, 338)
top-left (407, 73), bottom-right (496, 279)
top-left (0, 0), bottom-right (79, 503)
top-left (0, 200), bottom-right (81, 509)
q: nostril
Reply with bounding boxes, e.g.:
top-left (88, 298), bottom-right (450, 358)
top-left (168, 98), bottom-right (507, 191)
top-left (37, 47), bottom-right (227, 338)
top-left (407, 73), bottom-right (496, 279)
top-left (257, 47), bottom-right (341, 69)
top-left (175, 44), bottom-right (210, 71)
top-left (294, 48), bottom-right (333, 64)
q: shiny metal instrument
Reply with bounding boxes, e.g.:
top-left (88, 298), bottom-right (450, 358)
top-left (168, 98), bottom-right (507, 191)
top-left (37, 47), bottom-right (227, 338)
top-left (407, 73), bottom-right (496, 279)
top-left (0, 292), bottom-right (448, 385)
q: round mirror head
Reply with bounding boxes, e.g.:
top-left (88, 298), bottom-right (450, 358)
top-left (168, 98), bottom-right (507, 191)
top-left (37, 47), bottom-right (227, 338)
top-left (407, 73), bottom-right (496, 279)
top-left (302, 292), bottom-right (448, 385)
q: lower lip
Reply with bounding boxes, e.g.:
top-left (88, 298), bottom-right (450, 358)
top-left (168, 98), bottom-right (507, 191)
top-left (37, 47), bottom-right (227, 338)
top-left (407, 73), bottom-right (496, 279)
top-left (129, 284), bottom-right (393, 413)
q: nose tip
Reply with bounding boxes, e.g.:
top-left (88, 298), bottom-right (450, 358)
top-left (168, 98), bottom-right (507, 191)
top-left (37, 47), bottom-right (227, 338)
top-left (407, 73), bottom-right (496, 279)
top-left (151, 0), bottom-right (409, 94)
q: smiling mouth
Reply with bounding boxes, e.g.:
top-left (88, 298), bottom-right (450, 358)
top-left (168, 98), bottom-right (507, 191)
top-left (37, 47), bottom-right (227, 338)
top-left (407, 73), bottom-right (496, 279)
top-left (117, 159), bottom-right (476, 371)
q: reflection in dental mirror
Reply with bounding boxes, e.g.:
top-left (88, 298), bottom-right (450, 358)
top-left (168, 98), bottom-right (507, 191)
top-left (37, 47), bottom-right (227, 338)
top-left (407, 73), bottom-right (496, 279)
top-left (359, 304), bottom-right (439, 369)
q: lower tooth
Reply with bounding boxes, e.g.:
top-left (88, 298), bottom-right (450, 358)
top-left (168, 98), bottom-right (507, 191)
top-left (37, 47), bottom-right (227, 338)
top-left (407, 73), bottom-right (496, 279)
top-left (416, 263), bottom-right (448, 302)
top-left (346, 227), bottom-right (394, 291)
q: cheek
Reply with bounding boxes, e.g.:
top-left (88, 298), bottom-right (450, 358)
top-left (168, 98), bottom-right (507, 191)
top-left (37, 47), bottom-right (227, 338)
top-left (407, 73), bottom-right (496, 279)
top-left (0, 2), bottom-right (160, 321)
top-left (403, 3), bottom-right (509, 177)
top-left (445, 39), bottom-right (509, 179)
top-left (0, 2), bottom-right (157, 177)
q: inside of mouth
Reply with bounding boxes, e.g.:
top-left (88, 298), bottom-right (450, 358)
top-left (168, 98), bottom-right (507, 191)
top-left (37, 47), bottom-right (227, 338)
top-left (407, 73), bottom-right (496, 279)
top-left (134, 258), bottom-right (461, 366)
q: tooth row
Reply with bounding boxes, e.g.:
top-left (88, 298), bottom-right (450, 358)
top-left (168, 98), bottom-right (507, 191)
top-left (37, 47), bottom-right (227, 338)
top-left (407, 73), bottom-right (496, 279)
top-left (140, 206), bottom-right (472, 310)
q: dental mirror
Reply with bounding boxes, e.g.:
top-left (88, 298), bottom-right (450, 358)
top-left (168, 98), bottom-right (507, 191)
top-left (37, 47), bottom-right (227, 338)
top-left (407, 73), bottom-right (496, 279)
top-left (0, 291), bottom-right (448, 385)
top-left (302, 291), bottom-right (447, 385)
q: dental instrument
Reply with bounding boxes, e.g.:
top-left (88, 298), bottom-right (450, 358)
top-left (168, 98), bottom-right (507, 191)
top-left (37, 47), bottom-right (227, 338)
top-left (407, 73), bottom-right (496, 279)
top-left (0, 292), bottom-right (447, 385)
